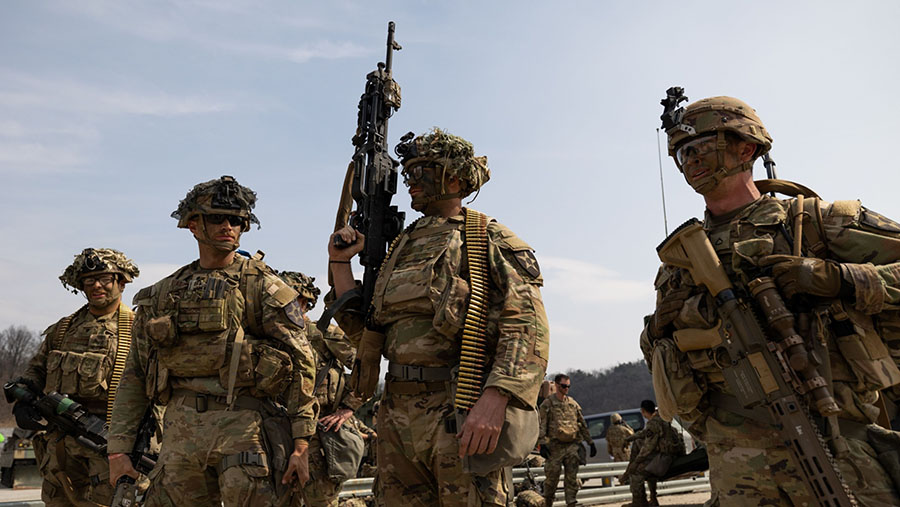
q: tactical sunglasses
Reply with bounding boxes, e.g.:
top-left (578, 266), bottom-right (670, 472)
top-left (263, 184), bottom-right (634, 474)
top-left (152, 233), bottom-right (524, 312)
top-left (204, 214), bottom-right (245, 227)
top-left (675, 134), bottom-right (719, 166)
top-left (401, 163), bottom-right (440, 186)
top-left (557, 383), bottom-right (570, 389)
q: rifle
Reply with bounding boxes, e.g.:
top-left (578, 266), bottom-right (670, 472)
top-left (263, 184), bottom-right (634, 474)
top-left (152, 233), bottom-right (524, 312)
top-left (110, 407), bottom-right (158, 507)
top-left (657, 218), bottom-right (856, 506)
top-left (319, 21), bottom-right (405, 332)
top-left (4, 380), bottom-right (107, 454)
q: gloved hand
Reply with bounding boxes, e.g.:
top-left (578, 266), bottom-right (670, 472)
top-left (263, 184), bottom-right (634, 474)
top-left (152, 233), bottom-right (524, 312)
top-left (589, 442), bottom-right (597, 457)
top-left (539, 445), bottom-right (550, 459)
top-left (13, 402), bottom-right (46, 431)
top-left (759, 255), bottom-right (846, 299)
top-left (647, 286), bottom-right (692, 339)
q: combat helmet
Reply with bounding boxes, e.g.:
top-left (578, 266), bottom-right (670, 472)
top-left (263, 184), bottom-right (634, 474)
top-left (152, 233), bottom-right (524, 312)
top-left (171, 176), bottom-right (260, 232)
top-left (661, 88), bottom-right (773, 194)
top-left (59, 248), bottom-right (140, 293)
top-left (610, 412), bottom-right (623, 424)
top-left (277, 271), bottom-right (321, 311)
top-left (394, 128), bottom-right (490, 208)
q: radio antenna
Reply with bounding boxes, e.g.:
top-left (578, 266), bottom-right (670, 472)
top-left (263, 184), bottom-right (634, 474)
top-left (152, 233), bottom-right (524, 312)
top-left (656, 128), bottom-right (669, 236)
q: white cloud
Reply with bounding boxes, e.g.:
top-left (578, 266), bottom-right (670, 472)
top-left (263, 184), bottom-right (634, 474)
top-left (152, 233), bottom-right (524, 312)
top-left (0, 72), bottom-right (233, 117)
top-left (541, 256), bottom-right (653, 303)
top-left (0, 141), bottom-right (87, 172)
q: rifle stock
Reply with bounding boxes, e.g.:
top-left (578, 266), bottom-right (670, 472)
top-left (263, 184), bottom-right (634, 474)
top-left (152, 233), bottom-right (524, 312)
top-left (657, 218), bottom-right (856, 507)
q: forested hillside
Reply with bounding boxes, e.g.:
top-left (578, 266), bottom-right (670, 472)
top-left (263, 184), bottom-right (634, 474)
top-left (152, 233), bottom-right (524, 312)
top-left (553, 360), bottom-right (655, 416)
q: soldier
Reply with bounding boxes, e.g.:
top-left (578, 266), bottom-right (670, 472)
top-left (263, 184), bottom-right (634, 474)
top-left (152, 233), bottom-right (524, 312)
top-left (278, 270), bottom-right (364, 506)
top-left (606, 412), bottom-right (634, 462)
top-left (327, 128), bottom-right (550, 506)
top-left (621, 400), bottom-right (684, 507)
top-left (12, 248), bottom-right (139, 506)
top-left (537, 374), bottom-right (595, 507)
top-left (642, 93), bottom-right (900, 505)
top-left (107, 176), bottom-right (319, 506)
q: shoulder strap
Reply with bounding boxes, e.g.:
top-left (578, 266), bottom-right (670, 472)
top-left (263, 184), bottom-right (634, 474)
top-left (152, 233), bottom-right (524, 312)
top-left (455, 208), bottom-right (490, 411)
top-left (52, 308), bottom-right (81, 350)
top-left (106, 302), bottom-right (134, 424)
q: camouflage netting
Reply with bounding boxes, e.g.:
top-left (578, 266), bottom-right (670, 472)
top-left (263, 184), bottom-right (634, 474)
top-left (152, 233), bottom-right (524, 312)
top-left (401, 127), bottom-right (490, 197)
top-left (277, 270), bottom-right (321, 310)
top-left (59, 248), bottom-right (140, 293)
top-left (171, 175), bottom-right (260, 230)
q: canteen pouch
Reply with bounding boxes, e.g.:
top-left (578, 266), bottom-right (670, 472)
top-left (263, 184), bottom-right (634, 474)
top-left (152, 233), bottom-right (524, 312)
top-left (461, 403), bottom-right (540, 476)
top-left (319, 424), bottom-right (366, 482)
top-left (652, 338), bottom-right (704, 422)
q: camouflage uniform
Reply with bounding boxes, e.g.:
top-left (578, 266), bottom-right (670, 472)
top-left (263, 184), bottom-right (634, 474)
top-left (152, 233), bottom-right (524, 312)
top-left (280, 270), bottom-right (364, 507)
top-left (108, 177), bottom-right (318, 507)
top-left (331, 129), bottom-right (549, 507)
top-left (538, 395), bottom-right (592, 507)
top-left (623, 415), bottom-right (682, 506)
top-left (643, 94), bottom-right (900, 505)
top-left (19, 248), bottom-right (139, 506)
top-left (605, 413), bottom-right (634, 462)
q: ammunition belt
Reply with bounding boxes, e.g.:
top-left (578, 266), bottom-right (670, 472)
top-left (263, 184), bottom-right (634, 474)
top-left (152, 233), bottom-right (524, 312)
top-left (107, 303), bottom-right (133, 424)
top-left (456, 208), bottom-right (490, 411)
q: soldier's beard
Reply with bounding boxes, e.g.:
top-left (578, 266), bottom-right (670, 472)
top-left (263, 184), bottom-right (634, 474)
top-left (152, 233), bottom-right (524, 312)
top-left (84, 284), bottom-right (122, 311)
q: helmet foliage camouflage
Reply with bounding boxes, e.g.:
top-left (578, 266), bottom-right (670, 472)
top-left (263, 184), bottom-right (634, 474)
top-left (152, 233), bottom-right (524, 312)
top-left (277, 270), bottom-right (321, 310)
top-left (60, 248), bottom-right (140, 293)
top-left (395, 128), bottom-right (490, 198)
top-left (171, 175), bottom-right (260, 231)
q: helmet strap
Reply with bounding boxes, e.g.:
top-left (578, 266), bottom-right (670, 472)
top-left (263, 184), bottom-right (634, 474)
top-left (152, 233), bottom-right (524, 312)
top-left (194, 216), bottom-right (241, 252)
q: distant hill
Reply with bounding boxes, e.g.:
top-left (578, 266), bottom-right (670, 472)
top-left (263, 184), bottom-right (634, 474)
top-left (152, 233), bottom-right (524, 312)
top-left (552, 360), bottom-right (655, 415)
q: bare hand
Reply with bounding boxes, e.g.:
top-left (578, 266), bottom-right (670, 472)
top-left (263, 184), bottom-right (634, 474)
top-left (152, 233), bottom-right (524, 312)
top-left (457, 387), bottom-right (508, 457)
top-left (319, 408), bottom-right (353, 432)
top-left (281, 440), bottom-right (310, 486)
top-left (328, 226), bottom-right (365, 261)
top-left (108, 453), bottom-right (139, 486)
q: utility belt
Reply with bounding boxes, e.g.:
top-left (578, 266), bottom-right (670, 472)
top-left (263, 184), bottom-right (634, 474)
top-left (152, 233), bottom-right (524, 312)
top-left (384, 362), bottom-right (453, 396)
top-left (169, 388), bottom-right (291, 493)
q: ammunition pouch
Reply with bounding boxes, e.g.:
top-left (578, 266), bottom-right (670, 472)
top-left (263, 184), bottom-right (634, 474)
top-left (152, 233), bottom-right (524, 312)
top-left (45, 350), bottom-right (111, 400)
top-left (830, 303), bottom-right (900, 392)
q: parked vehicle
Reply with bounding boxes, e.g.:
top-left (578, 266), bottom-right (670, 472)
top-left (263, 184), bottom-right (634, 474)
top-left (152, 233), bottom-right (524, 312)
top-left (580, 408), bottom-right (696, 464)
top-left (0, 428), bottom-right (39, 489)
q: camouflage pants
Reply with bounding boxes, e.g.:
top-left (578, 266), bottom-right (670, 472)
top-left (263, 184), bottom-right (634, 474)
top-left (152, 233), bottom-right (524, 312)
top-left (610, 446), bottom-right (630, 462)
top-left (627, 468), bottom-right (657, 506)
top-left (143, 402), bottom-right (277, 507)
top-left (32, 429), bottom-right (115, 507)
top-left (376, 388), bottom-right (508, 506)
top-left (294, 432), bottom-right (342, 507)
top-left (542, 440), bottom-right (581, 506)
top-left (706, 436), bottom-right (898, 506)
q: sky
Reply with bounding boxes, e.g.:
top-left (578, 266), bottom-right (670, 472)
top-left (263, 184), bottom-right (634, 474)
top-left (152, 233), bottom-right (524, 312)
top-left (2, 1), bottom-right (900, 375)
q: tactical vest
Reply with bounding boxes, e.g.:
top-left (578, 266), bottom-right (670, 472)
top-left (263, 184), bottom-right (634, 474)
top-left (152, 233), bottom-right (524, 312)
top-left (136, 257), bottom-right (295, 401)
top-left (547, 399), bottom-right (580, 443)
top-left (44, 305), bottom-right (134, 411)
top-left (372, 217), bottom-right (469, 340)
top-left (658, 187), bottom-right (900, 422)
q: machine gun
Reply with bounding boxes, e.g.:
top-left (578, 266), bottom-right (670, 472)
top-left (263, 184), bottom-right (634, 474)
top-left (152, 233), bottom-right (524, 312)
top-left (319, 21), bottom-right (405, 332)
top-left (4, 381), bottom-right (107, 455)
top-left (657, 219), bottom-right (856, 506)
top-left (110, 407), bottom-right (158, 507)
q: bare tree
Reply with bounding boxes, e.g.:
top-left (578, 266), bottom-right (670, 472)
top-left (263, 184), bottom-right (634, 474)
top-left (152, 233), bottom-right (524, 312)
top-left (0, 325), bottom-right (40, 383)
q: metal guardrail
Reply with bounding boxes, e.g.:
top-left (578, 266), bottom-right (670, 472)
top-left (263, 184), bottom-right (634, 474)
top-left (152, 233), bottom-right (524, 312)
top-left (341, 461), bottom-right (711, 505)
top-left (0, 462), bottom-right (709, 506)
